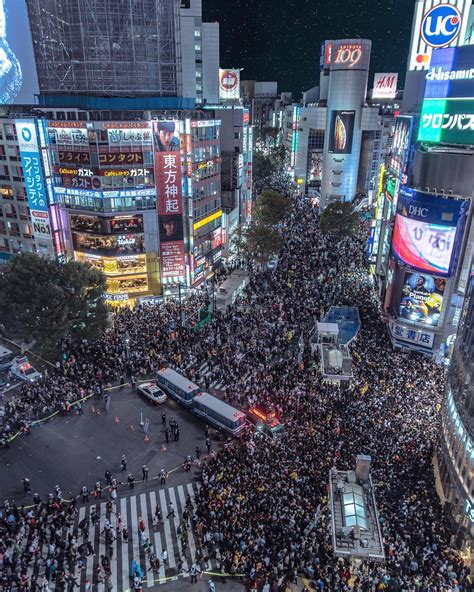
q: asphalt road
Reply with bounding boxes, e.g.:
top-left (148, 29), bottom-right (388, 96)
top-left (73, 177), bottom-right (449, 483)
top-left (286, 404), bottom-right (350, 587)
top-left (0, 384), bottom-right (217, 504)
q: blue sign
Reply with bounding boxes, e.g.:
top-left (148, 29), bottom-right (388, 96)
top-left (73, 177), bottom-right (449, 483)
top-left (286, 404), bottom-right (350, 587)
top-left (15, 120), bottom-right (48, 213)
top-left (397, 186), bottom-right (466, 226)
top-left (425, 45), bottom-right (474, 99)
top-left (421, 4), bottom-right (463, 48)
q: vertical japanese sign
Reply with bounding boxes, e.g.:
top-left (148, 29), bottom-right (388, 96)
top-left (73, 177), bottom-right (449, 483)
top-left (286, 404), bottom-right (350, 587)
top-left (153, 121), bottom-right (185, 279)
top-left (15, 119), bottom-right (51, 238)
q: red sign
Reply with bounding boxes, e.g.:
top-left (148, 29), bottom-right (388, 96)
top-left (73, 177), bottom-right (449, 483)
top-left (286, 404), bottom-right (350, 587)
top-left (99, 152), bottom-right (144, 165)
top-left (160, 241), bottom-right (185, 278)
top-left (155, 152), bottom-right (183, 216)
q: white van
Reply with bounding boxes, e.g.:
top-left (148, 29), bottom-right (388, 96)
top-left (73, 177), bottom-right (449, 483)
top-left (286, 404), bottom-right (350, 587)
top-left (0, 346), bottom-right (15, 372)
top-left (10, 357), bottom-right (42, 383)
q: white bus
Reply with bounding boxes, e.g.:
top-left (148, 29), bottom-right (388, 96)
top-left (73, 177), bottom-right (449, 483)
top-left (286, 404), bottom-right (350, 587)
top-left (191, 392), bottom-right (247, 437)
top-left (156, 367), bottom-right (201, 407)
top-left (0, 346), bottom-right (15, 371)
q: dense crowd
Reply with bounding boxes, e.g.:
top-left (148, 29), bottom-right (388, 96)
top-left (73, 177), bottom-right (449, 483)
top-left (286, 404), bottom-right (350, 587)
top-left (0, 195), bottom-right (470, 591)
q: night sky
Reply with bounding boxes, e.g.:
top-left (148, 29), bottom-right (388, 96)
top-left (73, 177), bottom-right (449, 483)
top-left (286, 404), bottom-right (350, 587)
top-left (203, 0), bottom-right (416, 97)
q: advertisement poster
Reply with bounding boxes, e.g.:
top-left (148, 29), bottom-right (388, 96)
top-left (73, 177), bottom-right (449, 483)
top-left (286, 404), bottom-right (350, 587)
top-left (418, 98), bottom-right (474, 145)
top-left (154, 121), bottom-right (185, 280)
top-left (391, 185), bottom-right (466, 276)
top-left (219, 69), bottom-right (240, 100)
top-left (328, 110), bottom-right (355, 154)
top-left (425, 45), bottom-right (474, 100)
top-left (399, 272), bottom-right (445, 326)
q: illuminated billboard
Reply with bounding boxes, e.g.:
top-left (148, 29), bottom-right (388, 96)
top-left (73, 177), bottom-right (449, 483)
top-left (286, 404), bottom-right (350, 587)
top-left (407, 0), bottom-right (472, 71)
top-left (329, 40), bottom-right (371, 71)
top-left (328, 111), bottom-right (355, 154)
top-left (390, 116), bottom-right (414, 177)
top-left (1, 0), bottom-right (39, 104)
top-left (372, 73), bottom-right (398, 99)
top-left (391, 185), bottom-right (467, 276)
top-left (219, 69), bottom-right (240, 100)
top-left (425, 45), bottom-right (474, 99)
top-left (152, 120), bottom-right (181, 152)
top-left (399, 272), bottom-right (445, 326)
top-left (418, 98), bottom-right (474, 145)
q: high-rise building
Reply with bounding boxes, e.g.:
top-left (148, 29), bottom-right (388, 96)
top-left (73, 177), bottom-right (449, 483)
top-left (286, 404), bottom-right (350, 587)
top-left (24, 0), bottom-right (219, 106)
top-left (439, 245), bottom-right (474, 547)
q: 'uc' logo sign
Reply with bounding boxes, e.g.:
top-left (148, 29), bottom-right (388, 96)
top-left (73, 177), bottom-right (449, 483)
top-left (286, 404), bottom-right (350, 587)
top-left (421, 4), bottom-right (462, 48)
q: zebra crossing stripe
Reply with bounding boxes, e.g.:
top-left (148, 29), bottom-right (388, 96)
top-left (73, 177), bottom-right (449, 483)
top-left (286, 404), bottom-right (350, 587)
top-left (139, 493), bottom-right (154, 588)
top-left (168, 487), bottom-right (188, 575)
top-left (149, 491), bottom-right (166, 581)
top-left (158, 489), bottom-right (176, 569)
top-left (120, 497), bottom-right (130, 590)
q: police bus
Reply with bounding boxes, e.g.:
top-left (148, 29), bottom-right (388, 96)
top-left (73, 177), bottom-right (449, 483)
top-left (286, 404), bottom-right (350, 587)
top-left (191, 392), bottom-right (247, 437)
top-left (156, 367), bottom-right (201, 407)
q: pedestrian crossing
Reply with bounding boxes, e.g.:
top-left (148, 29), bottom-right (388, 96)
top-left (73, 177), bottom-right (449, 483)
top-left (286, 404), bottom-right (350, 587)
top-left (24, 483), bottom-right (219, 590)
top-left (184, 358), bottom-right (254, 393)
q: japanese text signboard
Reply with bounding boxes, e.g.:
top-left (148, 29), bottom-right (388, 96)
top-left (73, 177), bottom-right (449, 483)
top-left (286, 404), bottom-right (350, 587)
top-left (418, 98), bottom-right (474, 144)
top-left (15, 119), bottom-right (51, 238)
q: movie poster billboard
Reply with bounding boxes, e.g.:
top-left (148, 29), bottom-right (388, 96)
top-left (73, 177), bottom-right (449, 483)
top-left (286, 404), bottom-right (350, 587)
top-left (328, 110), bottom-right (355, 154)
top-left (153, 121), bottom-right (185, 280)
top-left (399, 272), bottom-right (445, 327)
top-left (391, 185), bottom-right (467, 276)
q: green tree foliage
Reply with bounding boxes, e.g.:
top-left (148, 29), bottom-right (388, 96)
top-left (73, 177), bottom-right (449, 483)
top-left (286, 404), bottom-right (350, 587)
top-left (231, 223), bottom-right (283, 264)
top-left (320, 202), bottom-right (360, 238)
top-left (0, 253), bottom-right (109, 356)
top-left (254, 190), bottom-right (292, 226)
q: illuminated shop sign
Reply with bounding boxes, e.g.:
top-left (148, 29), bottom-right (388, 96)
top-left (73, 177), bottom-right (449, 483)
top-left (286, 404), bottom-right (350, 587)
top-left (389, 320), bottom-right (435, 348)
top-left (372, 73), bottom-right (398, 99)
top-left (219, 69), bottom-right (240, 100)
top-left (54, 186), bottom-right (155, 199)
top-left (329, 40), bottom-right (371, 71)
top-left (49, 127), bottom-right (88, 144)
top-left (193, 210), bottom-right (223, 231)
top-left (390, 116), bottom-right (414, 176)
top-left (408, 0), bottom-right (471, 71)
top-left (107, 128), bottom-right (152, 144)
top-left (104, 293), bottom-right (130, 302)
top-left (56, 167), bottom-right (150, 177)
top-left (418, 98), bottom-right (474, 144)
top-left (399, 272), bottom-right (445, 327)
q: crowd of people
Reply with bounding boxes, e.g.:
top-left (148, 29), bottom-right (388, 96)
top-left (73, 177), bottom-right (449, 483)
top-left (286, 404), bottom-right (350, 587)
top-left (0, 195), bottom-right (470, 591)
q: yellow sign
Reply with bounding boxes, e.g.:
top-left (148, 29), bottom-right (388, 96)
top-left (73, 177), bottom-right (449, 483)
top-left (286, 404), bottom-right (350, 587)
top-left (193, 209), bottom-right (222, 231)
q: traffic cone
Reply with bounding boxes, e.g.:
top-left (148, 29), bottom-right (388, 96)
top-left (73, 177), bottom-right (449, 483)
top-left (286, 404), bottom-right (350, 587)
top-left (161, 444), bottom-right (167, 452)
top-left (144, 433), bottom-right (150, 443)
top-left (129, 425), bottom-right (135, 432)
top-left (114, 416), bottom-right (120, 424)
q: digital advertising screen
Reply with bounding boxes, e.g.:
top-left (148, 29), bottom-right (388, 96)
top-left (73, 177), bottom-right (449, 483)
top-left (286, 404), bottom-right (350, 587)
top-left (328, 110), bottom-right (355, 154)
top-left (391, 185), bottom-right (467, 276)
top-left (152, 120), bottom-right (181, 153)
top-left (399, 272), bottom-right (445, 326)
top-left (1, 0), bottom-right (39, 105)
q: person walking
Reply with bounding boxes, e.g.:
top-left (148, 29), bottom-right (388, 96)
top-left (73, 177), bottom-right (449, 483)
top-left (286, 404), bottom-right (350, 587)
top-left (208, 577), bottom-right (216, 592)
top-left (160, 469), bottom-right (167, 485)
top-left (165, 428), bottom-right (170, 444)
top-left (161, 549), bottom-right (169, 568)
top-left (195, 446), bottom-right (201, 460)
top-left (121, 455), bottom-right (127, 472)
top-left (81, 486), bottom-right (89, 503)
top-left (161, 412), bottom-right (166, 426)
top-left (142, 465), bottom-right (149, 482)
top-left (127, 474), bottom-right (135, 489)
top-left (174, 426), bottom-right (180, 442)
top-left (166, 502), bottom-right (175, 519)
top-left (104, 470), bottom-right (112, 486)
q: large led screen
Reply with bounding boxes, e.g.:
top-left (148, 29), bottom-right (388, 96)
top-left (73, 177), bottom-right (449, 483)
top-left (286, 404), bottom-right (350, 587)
top-left (399, 272), bottom-right (445, 327)
top-left (1, 0), bottom-right (39, 104)
top-left (391, 185), bottom-right (466, 276)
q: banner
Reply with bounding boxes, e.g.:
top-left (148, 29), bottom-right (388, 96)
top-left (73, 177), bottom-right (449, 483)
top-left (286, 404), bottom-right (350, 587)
top-left (373, 73), bottom-right (398, 99)
top-left (418, 98), bottom-right (474, 145)
top-left (160, 241), bottom-right (185, 278)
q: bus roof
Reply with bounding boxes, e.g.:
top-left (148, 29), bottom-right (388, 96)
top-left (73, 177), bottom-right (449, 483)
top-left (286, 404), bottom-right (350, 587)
top-left (193, 392), bottom-right (246, 421)
top-left (157, 367), bottom-right (200, 392)
top-left (0, 346), bottom-right (13, 357)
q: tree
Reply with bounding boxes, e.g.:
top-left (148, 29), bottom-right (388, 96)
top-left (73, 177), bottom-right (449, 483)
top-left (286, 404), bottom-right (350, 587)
top-left (0, 253), bottom-right (109, 356)
top-left (254, 190), bottom-right (292, 226)
top-left (233, 223), bottom-right (284, 264)
top-left (320, 202), bottom-right (360, 238)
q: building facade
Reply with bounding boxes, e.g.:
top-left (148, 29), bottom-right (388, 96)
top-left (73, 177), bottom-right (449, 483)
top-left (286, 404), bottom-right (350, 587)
top-left (439, 246), bottom-right (474, 547)
top-left (25, 0), bottom-right (219, 106)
